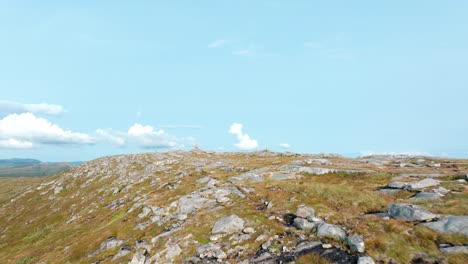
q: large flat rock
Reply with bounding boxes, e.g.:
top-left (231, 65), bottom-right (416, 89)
top-left (422, 216), bottom-right (468, 235)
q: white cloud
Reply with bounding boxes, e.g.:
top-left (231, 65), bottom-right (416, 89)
top-left (0, 100), bottom-right (64, 116)
top-left (0, 113), bottom-right (94, 148)
top-left (127, 123), bottom-right (180, 149)
top-left (208, 39), bottom-right (227, 48)
top-left (279, 143), bottom-right (291, 149)
top-left (0, 138), bottom-right (34, 149)
top-left (96, 129), bottom-right (126, 146)
top-left (229, 123), bottom-right (258, 150)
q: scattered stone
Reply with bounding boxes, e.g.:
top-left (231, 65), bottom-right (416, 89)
top-left (138, 206), bottom-right (152, 219)
top-left (196, 243), bottom-right (221, 258)
top-left (243, 227), bottom-right (255, 234)
top-left (422, 216), bottom-right (468, 235)
top-left (176, 214), bottom-right (188, 221)
top-left (129, 249), bottom-right (148, 264)
top-left (404, 178), bottom-right (441, 190)
top-left (410, 191), bottom-right (443, 201)
top-left (262, 241), bottom-right (271, 250)
top-left (347, 234), bottom-right (365, 253)
top-left (215, 249), bottom-right (227, 260)
top-left (294, 241), bottom-right (322, 252)
top-left (357, 256), bottom-right (375, 264)
top-left (113, 245), bottom-right (131, 259)
top-left (433, 186), bottom-right (450, 195)
top-left (322, 243), bottom-right (332, 249)
top-left (211, 214), bottom-right (245, 234)
top-left (295, 205), bottom-right (315, 218)
top-left (388, 182), bottom-right (408, 189)
top-left (316, 222), bottom-right (347, 240)
top-left (165, 244), bottom-right (182, 260)
top-left (306, 215), bottom-right (323, 223)
top-left (196, 177), bottom-right (212, 183)
top-left (54, 186), bottom-right (64, 194)
top-left (99, 237), bottom-right (124, 251)
top-left (293, 217), bottom-right (316, 230)
top-left (388, 204), bottom-right (437, 221)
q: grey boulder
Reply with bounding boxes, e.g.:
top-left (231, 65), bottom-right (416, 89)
top-left (293, 218), bottom-right (316, 231)
top-left (423, 216), bottom-right (468, 235)
top-left (388, 204), bottom-right (437, 221)
top-left (316, 222), bottom-right (347, 240)
top-left (211, 214), bottom-right (245, 234)
top-left (347, 234), bottom-right (365, 253)
top-left (357, 256), bottom-right (375, 264)
top-left (404, 178), bottom-right (440, 190)
top-left (295, 205), bottom-right (315, 218)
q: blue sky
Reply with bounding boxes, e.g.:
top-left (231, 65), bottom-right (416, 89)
top-left (1, 1), bottom-right (468, 161)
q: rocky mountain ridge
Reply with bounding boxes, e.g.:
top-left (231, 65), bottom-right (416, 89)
top-left (0, 150), bottom-right (467, 263)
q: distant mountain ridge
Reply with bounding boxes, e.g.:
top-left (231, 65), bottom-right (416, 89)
top-left (0, 158), bottom-right (41, 167)
top-left (0, 158), bottom-right (83, 177)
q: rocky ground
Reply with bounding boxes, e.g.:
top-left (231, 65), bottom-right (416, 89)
top-left (0, 150), bottom-right (467, 263)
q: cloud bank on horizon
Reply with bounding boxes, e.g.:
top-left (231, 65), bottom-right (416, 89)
top-left (0, 100), bottom-right (191, 150)
top-left (0, 100), bottom-right (268, 153)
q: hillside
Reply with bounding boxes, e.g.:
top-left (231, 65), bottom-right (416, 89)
top-left (0, 150), bottom-right (466, 264)
top-left (0, 159), bottom-right (77, 177)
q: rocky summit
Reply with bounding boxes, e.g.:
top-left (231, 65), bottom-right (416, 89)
top-left (0, 150), bottom-right (467, 263)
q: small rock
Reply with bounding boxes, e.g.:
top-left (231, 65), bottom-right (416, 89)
top-left (215, 249), bottom-right (227, 261)
top-left (243, 227), bottom-right (255, 234)
top-left (294, 241), bottom-right (322, 252)
top-left (129, 249), bottom-right (148, 264)
top-left (210, 234), bottom-right (224, 242)
top-left (216, 197), bottom-right (230, 203)
top-left (357, 256), bottom-right (375, 264)
top-left (316, 222), bottom-right (347, 240)
top-left (176, 214), bottom-right (188, 221)
top-left (306, 215), bottom-right (323, 222)
top-left (295, 205), bottom-right (315, 218)
top-left (293, 218), bottom-right (316, 230)
top-left (211, 214), bottom-right (245, 235)
top-left (433, 187), bottom-right (450, 195)
top-left (347, 234), bottom-right (365, 253)
top-left (262, 241), bottom-right (271, 250)
top-left (410, 192), bottom-right (443, 201)
top-left (322, 243), bottom-right (332, 249)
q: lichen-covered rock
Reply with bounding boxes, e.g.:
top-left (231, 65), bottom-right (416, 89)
top-left (211, 214), bottom-right (245, 234)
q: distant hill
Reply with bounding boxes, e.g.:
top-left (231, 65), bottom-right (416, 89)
top-left (0, 158), bottom-right (41, 167)
top-left (0, 159), bottom-right (80, 177)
